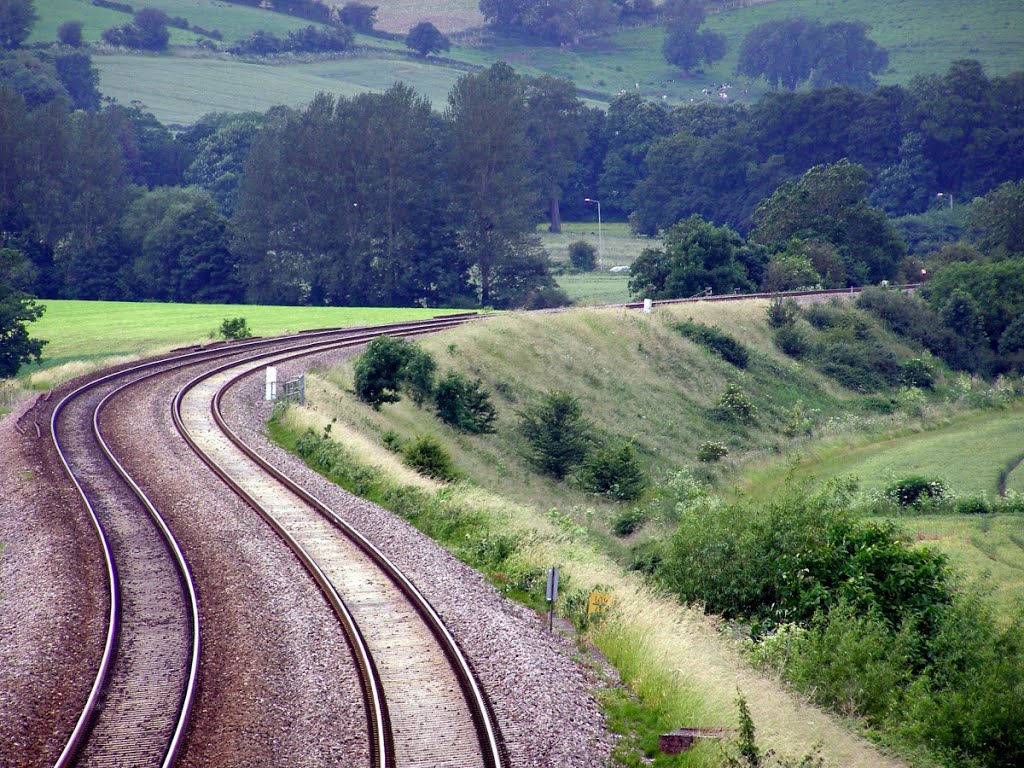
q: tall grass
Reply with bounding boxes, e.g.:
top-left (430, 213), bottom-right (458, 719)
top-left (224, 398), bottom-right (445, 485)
top-left (272, 401), bottom-right (904, 767)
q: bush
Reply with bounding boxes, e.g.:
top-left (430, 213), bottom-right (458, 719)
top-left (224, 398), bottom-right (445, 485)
top-left (658, 484), bottom-right (952, 635)
top-left (578, 442), bottom-right (647, 501)
top-left (611, 506), bottom-right (647, 536)
top-left (710, 383), bottom-right (757, 424)
top-left (401, 434), bottom-right (457, 481)
top-left (353, 336), bottom-right (436, 410)
top-left (900, 357), bottom-right (934, 389)
top-left (433, 370), bottom-right (497, 433)
top-left (676, 320), bottom-right (749, 368)
top-left (697, 440), bottom-right (728, 462)
top-left (773, 325), bottom-right (808, 357)
top-left (766, 297), bottom-right (801, 329)
top-left (885, 476), bottom-right (946, 507)
top-left (955, 496), bottom-right (991, 515)
top-left (401, 346), bottom-right (436, 407)
top-left (58, 20), bottom-right (84, 47)
top-left (568, 240), bottom-right (597, 271)
top-left (518, 390), bottom-right (592, 480)
top-left (219, 317), bottom-right (252, 339)
top-left (380, 428), bottom-right (404, 453)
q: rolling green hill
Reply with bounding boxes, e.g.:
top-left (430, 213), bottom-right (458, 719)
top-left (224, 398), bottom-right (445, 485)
top-left (29, 0), bottom-right (1024, 124)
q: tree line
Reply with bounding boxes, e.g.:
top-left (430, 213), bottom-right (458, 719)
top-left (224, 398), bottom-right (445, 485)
top-left (0, 29), bottom-right (1020, 310)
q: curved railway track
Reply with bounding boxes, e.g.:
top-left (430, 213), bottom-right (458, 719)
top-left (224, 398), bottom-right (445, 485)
top-left (45, 315), bottom-right (502, 768)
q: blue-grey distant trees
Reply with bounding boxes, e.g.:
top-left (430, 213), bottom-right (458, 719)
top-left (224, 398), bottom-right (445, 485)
top-left (0, 0), bottom-right (36, 49)
top-left (405, 21), bottom-right (449, 57)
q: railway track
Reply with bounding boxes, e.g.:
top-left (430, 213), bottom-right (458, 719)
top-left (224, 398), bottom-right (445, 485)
top-left (44, 315), bottom-right (502, 768)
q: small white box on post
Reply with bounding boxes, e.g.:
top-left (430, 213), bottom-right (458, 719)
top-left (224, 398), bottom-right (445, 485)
top-left (643, 298), bottom-right (653, 314)
top-left (265, 366), bottom-right (278, 401)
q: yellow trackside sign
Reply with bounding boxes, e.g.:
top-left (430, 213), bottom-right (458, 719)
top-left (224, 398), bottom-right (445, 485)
top-left (587, 591), bottom-right (612, 615)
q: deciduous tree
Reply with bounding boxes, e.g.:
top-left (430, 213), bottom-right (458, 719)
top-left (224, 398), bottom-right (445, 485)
top-left (0, 0), bottom-right (36, 49)
top-left (0, 247), bottom-right (46, 377)
top-left (405, 21), bottom-right (449, 57)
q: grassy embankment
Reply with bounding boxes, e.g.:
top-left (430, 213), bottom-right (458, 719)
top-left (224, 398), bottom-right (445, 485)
top-left (30, 0), bottom-right (1024, 124)
top-left (272, 298), bottom-right (1007, 766)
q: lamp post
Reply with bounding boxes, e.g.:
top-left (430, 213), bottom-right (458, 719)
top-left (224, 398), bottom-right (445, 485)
top-left (937, 192), bottom-right (953, 209)
top-left (584, 197), bottom-right (603, 268)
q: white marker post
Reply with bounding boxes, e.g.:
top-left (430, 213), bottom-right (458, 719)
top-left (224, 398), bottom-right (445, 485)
top-left (643, 298), bottom-right (653, 314)
top-left (265, 366), bottom-right (278, 401)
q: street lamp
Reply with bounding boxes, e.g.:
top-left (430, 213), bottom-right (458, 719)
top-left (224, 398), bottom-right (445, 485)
top-left (937, 192), bottom-right (953, 209)
top-left (584, 197), bottom-right (603, 268)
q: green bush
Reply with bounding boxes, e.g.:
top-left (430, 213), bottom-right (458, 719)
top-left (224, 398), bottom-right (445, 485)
top-left (402, 346), bottom-right (437, 407)
top-left (781, 403), bottom-right (815, 438)
top-left (578, 442), bottom-right (647, 501)
top-left (772, 325), bottom-right (809, 357)
top-left (954, 496), bottom-right (991, 515)
top-left (766, 297), bottom-right (801, 329)
top-left (900, 357), bottom-right (935, 389)
top-left (697, 440), bottom-right (729, 462)
top-left (710, 383), bottom-right (757, 424)
top-left (611, 506), bottom-right (647, 536)
top-left (568, 240), bottom-right (597, 271)
top-left (885, 476), bottom-right (947, 507)
top-left (658, 484), bottom-right (952, 635)
top-left (219, 317), bottom-right (252, 339)
top-left (433, 370), bottom-right (497, 433)
top-left (354, 335), bottom-right (413, 408)
top-left (676, 320), bottom-right (749, 368)
top-left (380, 428), bottom-right (404, 453)
top-left (401, 434), bottom-right (458, 481)
top-left (518, 390), bottom-right (592, 480)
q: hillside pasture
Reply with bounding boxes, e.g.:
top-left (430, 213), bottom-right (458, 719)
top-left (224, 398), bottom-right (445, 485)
top-left (94, 53), bottom-right (465, 124)
top-left (31, 0), bottom-right (328, 44)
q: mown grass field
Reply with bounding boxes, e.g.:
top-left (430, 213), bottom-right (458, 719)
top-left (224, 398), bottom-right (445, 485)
top-left (22, 299), bottom-right (469, 386)
top-left (94, 53), bottom-right (466, 125)
top-left (32, 0), bottom-right (1022, 124)
top-left (740, 406), bottom-right (1024, 499)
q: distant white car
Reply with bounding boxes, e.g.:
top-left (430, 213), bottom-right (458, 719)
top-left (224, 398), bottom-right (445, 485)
top-left (608, 265), bottom-right (630, 273)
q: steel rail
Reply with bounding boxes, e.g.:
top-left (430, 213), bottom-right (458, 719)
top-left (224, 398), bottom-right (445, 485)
top-left (46, 315), bottom-right (477, 767)
top-left (171, 327), bottom-right (507, 768)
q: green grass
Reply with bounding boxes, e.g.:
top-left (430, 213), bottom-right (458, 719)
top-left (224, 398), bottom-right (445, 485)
top-left (740, 406), bottom-right (1024, 500)
top-left (94, 53), bottom-right (467, 125)
top-left (556, 272), bottom-right (633, 305)
top-left (30, 0), bottom-right (1024, 124)
top-left (889, 514), bottom-right (1024, 621)
top-left (31, 0), bottom-right (324, 45)
top-left (25, 299), bottom-right (469, 374)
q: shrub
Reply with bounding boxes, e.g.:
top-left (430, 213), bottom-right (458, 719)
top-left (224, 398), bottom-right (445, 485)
top-left (518, 390), bottom-right (592, 480)
top-left (433, 370), bottom-right (497, 433)
top-left (611, 506), bottom-right (647, 536)
top-left (885, 476), bottom-right (946, 507)
top-left (219, 317), bottom-right (252, 339)
top-left (568, 240), bottom-right (597, 271)
top-left (766, 297), bottom-right (801, 329)
top-left (578, 442), bottom-right (647, 501)
top-left (380, 428), bottom-right (404, 453)
top-left (658, 484), bottom-right (952, 635)
top-left (697, 440), bottom-right (728, 462)
top-left (401, 346), bottom-right (436, 407)
top-left (353, 336), bottom-right (436, 410)
top-left (781, 403), bottom-right (814, 438)
top-left (58, 20), bottom-right (84, 47)
top-left (955, 496), bottom-right (991, 515)
top-left (772, 325), bottom-right (808, 357)
top-left (710, 383), bottom-right (757, 424)
top-left (899, 357), bottom-right (934, 389)
top-left (401, 435), bottom-right (457, 481)
top-left (676, 320), bottom-right (749, 368)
